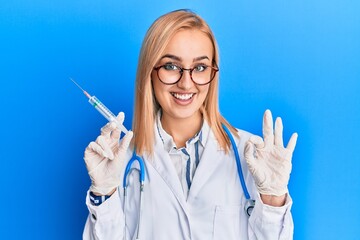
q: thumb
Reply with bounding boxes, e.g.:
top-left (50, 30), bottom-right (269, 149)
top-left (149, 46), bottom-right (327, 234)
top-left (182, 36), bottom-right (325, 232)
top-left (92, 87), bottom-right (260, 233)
top-left (248, 135), bottom-right (265, 149)
top-left (244, 140), bottom-right (256, 168)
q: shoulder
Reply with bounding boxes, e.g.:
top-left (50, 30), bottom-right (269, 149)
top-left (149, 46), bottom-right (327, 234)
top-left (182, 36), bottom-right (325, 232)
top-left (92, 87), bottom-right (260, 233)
top-left (215, 123), bottom-right (254, 152)
top-left (233, 128), bottom-right (253, 147)
top-left (235, 128), bottom-right (253, 139)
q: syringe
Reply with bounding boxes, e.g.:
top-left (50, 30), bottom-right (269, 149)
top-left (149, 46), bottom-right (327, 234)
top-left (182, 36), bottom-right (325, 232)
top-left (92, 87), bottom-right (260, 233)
top-left (70, 78), bottom-right (128, 134)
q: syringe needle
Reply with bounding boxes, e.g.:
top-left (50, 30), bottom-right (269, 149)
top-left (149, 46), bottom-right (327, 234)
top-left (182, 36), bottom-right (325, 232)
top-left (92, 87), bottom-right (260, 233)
top-left (70, 77), bottom-right (91, 98)
top-left (70, 77), bottom-right (128, 134)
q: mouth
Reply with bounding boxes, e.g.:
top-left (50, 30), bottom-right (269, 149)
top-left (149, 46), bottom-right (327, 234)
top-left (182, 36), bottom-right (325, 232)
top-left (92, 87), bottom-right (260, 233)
top-left (171, 92), bottom-right (195, 101)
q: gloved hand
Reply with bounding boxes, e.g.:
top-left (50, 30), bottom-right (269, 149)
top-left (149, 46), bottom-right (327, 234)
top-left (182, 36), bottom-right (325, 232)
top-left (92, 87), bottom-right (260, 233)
top-left (84, 112), bottom-right (133, 196)
top-left (244, 109), bottom-right (298, 196)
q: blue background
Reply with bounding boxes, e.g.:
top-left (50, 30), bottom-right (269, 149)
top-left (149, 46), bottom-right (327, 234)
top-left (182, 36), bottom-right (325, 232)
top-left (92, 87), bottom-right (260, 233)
top-left (1, 0), bottom-right (359, 239)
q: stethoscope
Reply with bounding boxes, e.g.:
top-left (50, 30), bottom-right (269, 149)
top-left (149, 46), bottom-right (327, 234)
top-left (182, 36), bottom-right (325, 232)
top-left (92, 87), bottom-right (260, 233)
top-left (221, 124), bottom-right (256, 217)
top-left (122, 124), bottom-right (255, 239)
top-left (122, 150), bottom-right (145, 240)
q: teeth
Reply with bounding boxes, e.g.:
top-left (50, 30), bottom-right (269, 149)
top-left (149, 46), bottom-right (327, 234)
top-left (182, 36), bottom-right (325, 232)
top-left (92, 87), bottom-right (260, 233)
top-left (172, 93), bottom-right (194, 100)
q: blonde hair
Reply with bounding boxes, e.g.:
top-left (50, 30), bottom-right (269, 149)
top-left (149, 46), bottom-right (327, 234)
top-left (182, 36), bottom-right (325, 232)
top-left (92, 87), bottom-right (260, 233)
top-left (132, 9), bottom-right (237, 155)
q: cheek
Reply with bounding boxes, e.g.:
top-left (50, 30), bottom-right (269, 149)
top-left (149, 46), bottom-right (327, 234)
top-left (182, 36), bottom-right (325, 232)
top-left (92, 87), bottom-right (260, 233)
top-left (198, 86), bottom-right (211, 106)
top-left (199, 86), bottom-right (210, 98)
top-left (152, 83), bottom-right (162, 105)
top-left (152, 79), bottom-right (170, 105)
top-left (151, 73), bottom-right (161, 97)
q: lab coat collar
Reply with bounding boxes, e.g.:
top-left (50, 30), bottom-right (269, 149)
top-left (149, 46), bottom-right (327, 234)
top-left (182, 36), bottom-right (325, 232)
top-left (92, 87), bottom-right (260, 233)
top-left (155, 110), bottom-right (208, 152)
top-left (147, 111), bottom-right (224, 204)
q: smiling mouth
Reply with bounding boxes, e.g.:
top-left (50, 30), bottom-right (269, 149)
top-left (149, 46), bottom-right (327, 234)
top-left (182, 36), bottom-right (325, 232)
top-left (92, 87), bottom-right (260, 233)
top-left (171, 92), bottom-right (195, 101)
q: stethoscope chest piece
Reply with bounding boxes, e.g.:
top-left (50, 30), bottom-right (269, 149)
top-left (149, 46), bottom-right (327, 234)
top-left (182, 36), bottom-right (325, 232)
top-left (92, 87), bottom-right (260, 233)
top-left (245, 199), bottom-right (256, 217)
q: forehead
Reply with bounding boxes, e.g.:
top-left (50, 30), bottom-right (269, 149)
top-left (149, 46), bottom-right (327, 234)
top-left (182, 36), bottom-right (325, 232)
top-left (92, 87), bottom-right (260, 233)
top-left (162, 29), bottom-right (214, 61)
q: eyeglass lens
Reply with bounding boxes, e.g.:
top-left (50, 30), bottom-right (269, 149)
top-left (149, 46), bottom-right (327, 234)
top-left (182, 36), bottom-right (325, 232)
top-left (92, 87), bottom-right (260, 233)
top-left (157, 65), bottom-right (217, 85)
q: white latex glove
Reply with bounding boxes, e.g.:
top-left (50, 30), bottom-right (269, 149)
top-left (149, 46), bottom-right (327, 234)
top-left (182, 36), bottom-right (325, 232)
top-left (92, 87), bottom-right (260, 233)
top-left (244, 109), bottom-right (298, 196)
top-left (84, 112), bottom-right (133, 195)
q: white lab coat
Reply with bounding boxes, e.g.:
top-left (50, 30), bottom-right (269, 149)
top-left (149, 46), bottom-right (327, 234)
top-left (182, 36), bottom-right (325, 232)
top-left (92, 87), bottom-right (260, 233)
top-left (83, 126), bottom-right (294, 240)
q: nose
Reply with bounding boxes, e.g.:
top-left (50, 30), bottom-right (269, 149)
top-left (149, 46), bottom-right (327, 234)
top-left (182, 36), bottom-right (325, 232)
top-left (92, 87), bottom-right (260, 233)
top-left (177, 69), bottom-right (193, 89)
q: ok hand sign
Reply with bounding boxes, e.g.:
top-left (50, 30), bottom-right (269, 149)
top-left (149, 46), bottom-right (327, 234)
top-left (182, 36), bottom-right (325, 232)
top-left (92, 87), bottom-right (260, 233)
top-left (244, 110), bottom-right (298, 199)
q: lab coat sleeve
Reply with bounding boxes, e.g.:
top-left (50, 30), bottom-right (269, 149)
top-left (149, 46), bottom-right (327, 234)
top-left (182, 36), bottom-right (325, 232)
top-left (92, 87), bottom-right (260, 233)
top-left (83, 189), bottom-right (125, 240)
top-left (236, 129), bottom-right (294, 239)
top-left (248, 192), bottom-right (294, 240)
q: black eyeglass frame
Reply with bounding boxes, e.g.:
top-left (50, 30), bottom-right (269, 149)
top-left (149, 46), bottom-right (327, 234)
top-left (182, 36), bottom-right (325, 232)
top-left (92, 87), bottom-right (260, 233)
top-left (153, 61), bottom-right (219, 86)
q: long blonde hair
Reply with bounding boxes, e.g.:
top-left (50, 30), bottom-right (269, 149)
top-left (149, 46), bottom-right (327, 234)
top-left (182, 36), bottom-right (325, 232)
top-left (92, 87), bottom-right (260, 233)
top-left (132, 9), bottom-right (237, 155)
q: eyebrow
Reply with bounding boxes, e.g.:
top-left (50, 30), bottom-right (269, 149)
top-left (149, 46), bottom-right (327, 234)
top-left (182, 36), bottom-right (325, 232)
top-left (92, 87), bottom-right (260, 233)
top-left (160, 54), bottom-right (210, 62)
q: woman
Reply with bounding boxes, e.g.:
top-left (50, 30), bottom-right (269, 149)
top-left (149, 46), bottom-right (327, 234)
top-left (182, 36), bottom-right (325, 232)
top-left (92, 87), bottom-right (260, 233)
top-left (83, 9), bottom-right (298, 240)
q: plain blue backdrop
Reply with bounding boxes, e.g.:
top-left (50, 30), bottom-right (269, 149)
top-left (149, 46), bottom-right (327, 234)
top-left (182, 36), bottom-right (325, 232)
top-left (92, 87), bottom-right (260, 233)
top-left (1, 0), bottom-right (359, 239)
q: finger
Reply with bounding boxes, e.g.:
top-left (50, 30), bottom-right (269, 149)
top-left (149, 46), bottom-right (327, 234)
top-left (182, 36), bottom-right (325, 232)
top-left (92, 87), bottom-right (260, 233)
top-left (244, 141), bottom-right (257, 168)
top-left (96, 135), bottom-right (115, 160)
top-left (115, 131), bottom-right (133, 159)
top-left (263, 109), bottom-right (274, 147)
top-left (249, 135), bottom-right (265, 148)
top-left (274, 117), bottom-right (284, 147)
top-left (85, 141), bottom-right (109, 160)
top-left (101, 121), bottom-right (117, 139)
top-left (116, 112), bottom-right (125, 125)
top-left (84, 142), bottom-right (107, 171)
top-left (286, 132), bottom-right (298, 152)
top-left (111, 112), bottom-right (125, 140)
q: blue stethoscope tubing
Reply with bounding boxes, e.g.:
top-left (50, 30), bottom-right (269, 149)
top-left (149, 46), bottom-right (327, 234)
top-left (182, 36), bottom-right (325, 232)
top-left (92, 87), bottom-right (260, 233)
top-left (122, 150), bottom-right (145, 240)
top-left (123, 149), bottom-right (146, 240)
top-left (221, 124), bottom-right (255, 217)
top-left (123, 150), bottom-right (146, 185)
top-left (122, 124), bottom-right (255, 239)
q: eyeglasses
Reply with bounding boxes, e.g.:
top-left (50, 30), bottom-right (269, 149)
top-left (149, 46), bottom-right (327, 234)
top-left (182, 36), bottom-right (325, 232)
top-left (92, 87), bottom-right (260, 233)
top-left (153, 62), bottom-right (219, 85)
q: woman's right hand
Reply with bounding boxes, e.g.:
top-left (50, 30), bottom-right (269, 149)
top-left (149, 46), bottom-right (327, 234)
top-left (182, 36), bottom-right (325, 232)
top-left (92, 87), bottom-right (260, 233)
top-left (84, 112), bottom-right (133, 196)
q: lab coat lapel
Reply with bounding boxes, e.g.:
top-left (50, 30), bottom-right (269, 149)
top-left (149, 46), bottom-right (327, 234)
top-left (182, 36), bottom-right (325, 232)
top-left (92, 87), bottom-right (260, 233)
top-left (188, 130), bottom-right (224, 198)
top-left (145, 131), bottom-right (188, 211)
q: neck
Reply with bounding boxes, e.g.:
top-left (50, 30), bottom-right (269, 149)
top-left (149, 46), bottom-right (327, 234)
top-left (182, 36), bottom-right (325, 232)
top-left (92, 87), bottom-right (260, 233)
top-left (161, 111), bottom-right (202, 148)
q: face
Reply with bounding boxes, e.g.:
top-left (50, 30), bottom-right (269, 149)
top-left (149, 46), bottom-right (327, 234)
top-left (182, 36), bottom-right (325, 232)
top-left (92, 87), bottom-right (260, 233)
top-left (152, 29), bottom-right (214, 124)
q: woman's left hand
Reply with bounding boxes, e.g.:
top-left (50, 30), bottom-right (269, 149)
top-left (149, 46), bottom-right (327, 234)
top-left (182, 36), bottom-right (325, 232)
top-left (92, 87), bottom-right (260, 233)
top-left (244, 110), bottom-right (298, 202)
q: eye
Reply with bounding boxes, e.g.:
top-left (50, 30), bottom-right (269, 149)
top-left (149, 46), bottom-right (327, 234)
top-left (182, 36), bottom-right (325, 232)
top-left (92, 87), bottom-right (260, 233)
top-left (163, 64), bottom-right (179, 71)
top-left (193, 64), bottom-right (207, 72)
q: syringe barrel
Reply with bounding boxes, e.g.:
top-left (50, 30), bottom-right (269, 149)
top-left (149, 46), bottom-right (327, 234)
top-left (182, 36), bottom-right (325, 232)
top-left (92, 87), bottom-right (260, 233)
top-left (88, 96), bottom-right (128, 134)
